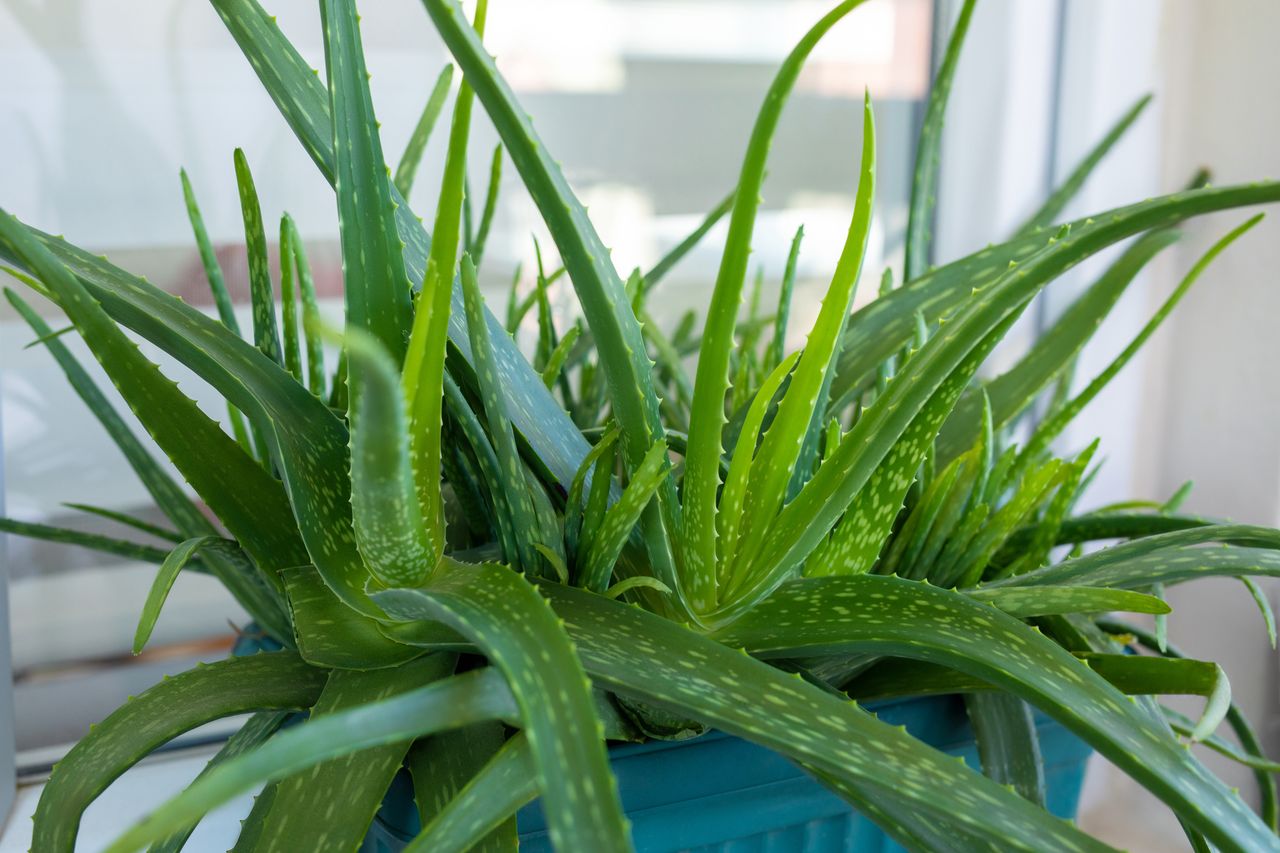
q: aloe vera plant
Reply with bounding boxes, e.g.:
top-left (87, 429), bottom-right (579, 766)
top-left (3, 0), bottom-right (1280, 850)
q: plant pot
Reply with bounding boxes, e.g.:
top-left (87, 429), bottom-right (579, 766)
top-left (233, 632), bottom-right (1092, 852)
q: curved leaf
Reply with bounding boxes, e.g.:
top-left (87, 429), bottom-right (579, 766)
top-left (680, 0), bottom-right (872, 613)
top-left (104, 668), bottom-right (516, 852)
top-left (713, 574), bottom-right (1274, 852)
top-left (133, 536), bottom-right (233, 654)
top-left (33, 653), bottom-right (326, 853)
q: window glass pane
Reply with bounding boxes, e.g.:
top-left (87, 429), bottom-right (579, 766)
top-left (0, 0), bottom-right (932, 753)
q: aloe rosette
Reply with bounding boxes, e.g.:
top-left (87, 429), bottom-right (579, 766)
top-left (2, 0), bottom-right (1279, 850)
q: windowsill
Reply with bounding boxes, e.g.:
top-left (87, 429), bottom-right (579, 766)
top-left (0, 746), bottom-right (257, 852)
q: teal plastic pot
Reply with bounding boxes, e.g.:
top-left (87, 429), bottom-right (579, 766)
top-left (232, 633), bottom-right (1091, 851)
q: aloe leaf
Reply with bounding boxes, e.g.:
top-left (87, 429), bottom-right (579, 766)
top-left (712, 574), bottom-right (1274, 851)
top-left (579, 443), bottom-right (616, 571)
top-left (104, 668), bottom-right (516, 852)
top-left (681, 1), bottom-right (872, 613)
top-left (0, 220), bottom-right (298, 630)
top-left (470, 143), bottom-right (503, 268)
top-left (1006, 441), bottom-right (1097, 576)
top-left (277, 216), bottom-right (302, 381)
top-left (951, 459), bottom-right (1064, 587)
top-left (403, 7), bottom-right (484, 556)
top-left (1017, 94), bottom-right (1153, 235)
top-left (460, 255), bottom-right (539, 573)
top-left (148, 711), bottom-right (290, 853)
top-left (32, 653), bottom-right (325, 853)
top-left (1241, 576), bottom-right (1277, 648)
top-left (214, 0), bottom-right (595, 485)
top-left (995, 524), bottom-right (1280, 590)
top-left (232, 150), bottom-right (284, 368)
top-left (394, 63), bottom-right (454, 197)
top-left (809, 317), bottom-right (1013, 586)
top-left (966, 692), bottom-right (1045, 806)
top-left (323, 0), bottom-right (415, 371)
top-left (248, 655), bottom-right (456, 851)
top-left (540, 323), bottom-right (581, 388)
top-left (282, 215), bottom-right (326, 396)
top-left (728, 95), bottom-right (876, 597)
top-left (565, 428), bottom-right (620, 562)
top-left (717, 352), bottom-right (801, 575)
top-left (643, 189), bottom-right (734, 289)
top-left (407, 732), bottom-right (533, 853)
top-left (903, 0), bottom-right (976, 283)
top-left (1076, 653), bottom-right (1229, 740)
top-left (60, 503), bottom-right (181, 544)
top-left (1165, 708), bottom-right (1280, 773)
top-left (374, 558), bottom-right (631, 853)
top-left (999, 510), bottom-right (1212, 558)
top-left (937, 228), bottom-right (1179, 461)
top-left (4, 290), bottom-right (219, 543)
top-left (0, 518), bottom-right (174, 566)
top-left (875, 453), bottom-right (963, 578)
top-left (581, 439), bottom-right (670, 593)
top-left (442, 373), bottom-right (520, 562)
top-left (1013, 214), bottom-right (1263, 481)
top-left (766, 225), bottom-right (804, 370)
top-left (133, 536), bottom-right (232, 654)
top-left (1100, 618), bottom-right (1279, 830)
top-left (342, 325), bottom-right (437, 587)
top-left (829, 183), bottom-right (1280, 412)
top-left (751, 183), bottom-right (1280, 613)
top-left (542, 583), bottom-right (1112, 851)
top-left (967, 585), bottom-right (1170, 618)
top-left (422, 0), bottom-right (681, 605)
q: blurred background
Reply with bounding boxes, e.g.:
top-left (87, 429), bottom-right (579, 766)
top-left (0, 0), bottom-right (1276, 848)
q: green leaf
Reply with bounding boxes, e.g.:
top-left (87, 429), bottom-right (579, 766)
top-left (281, 566), bottom-right (436, 670)
top-left (966, 585), bottom-right (1171, 618)
top-left (1017, 94), bottom-right (1153, 235)
top-left (148, 711), bottom-right (290, 853)
top-left (903, 0), bottom-right (976, 282)
top-left (322, 0), bottom-right (412, 365)
top-left (104, 668), bottom-right (515, 852)
top-left (766, 224), bottom-right (804, 370)
top-left (133, 536), bottom-right (232, 654)
top-left (542, 583), bottom-right (1112, 851)
top-left (712, 574), bottom-right (1272, 851)
top-left (717, 352), bottom-right (800, 576)
top-left (1013, 214), bottom-right (1264, 481)
top-left (1241, 576), bottom-right (1276, 649)
top-left (681, 0), bottom-right (872, 614)
top-left (994, 524), bottom-right (1280, 590)
top-left (937, 228), bottom-right (1179, 461)
top-left (460, 255), bottom-right (539, 573)
top-left (540, 323), bottom-right (581, 389)
top-left (342, 325), bottom-right (437, 587)
top-left (828, 184), bottom-right (1280, 414)
top-left (422, 0), bottom-right (680, 608)
top-left (277, 216), bottom-right (302, 382)
top-left (470, 143), bottom-right (503, 268)
top-left (966, 692), bottom-right (1045, 806)
top-left (0, 517), bottom-right (175, 567)
top-left (394, 63), bottom-right (454, 197)
top-left (62, 503), bottom-right (183, 544)
top-left (407, 723), bottom-right (518, 853)
top-left (1099, 619), bottom-right (1279, 831)
top-left (0, 219), bottom-right (295, 635)
top-left (374, 558), bottom-right (630, 853)
top-left (247, 655), bottom-right (456, 851)
top-left (581, 439), bottom-right (670, 593)
top-left (33, 653), bottom-right (326, 853)
top-left (282, 215), bottom-right (327, 396)
top-left (407, 732), bottom-right (534, 853)
top-left (728, 94), bottom-right (877, 597)
top-left (403, 8), bottom-right (485, 560)
top-left (232, 149), bottom-right (284, 368)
